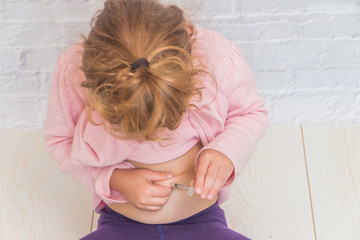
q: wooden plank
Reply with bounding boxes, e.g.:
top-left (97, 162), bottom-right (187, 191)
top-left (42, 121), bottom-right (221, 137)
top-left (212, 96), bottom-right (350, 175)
top-left (0, 131), bottom-right (93, 240)
top-left (222, 125), bottom-right (315, 239)
top-left (302, 125), bottom-right (360, 240)
top-left (91, 211), bottom-right (100, 232)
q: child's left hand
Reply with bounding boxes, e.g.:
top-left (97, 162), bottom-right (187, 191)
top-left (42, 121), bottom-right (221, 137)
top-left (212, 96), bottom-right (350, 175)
top-left (193, 149), bottom-right (234, 200)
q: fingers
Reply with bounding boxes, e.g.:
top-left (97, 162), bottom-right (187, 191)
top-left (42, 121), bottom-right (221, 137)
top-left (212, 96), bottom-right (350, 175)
top-left (201, 163), bottom-right (219, 199)
top-left (139, 196), bottom-right (171, 211)
top-left (194, 150), bottom-right (234, 200)
top-left (207, 168), bottom-right (228, 200)
top-left (136, 183), bottom-right (173, 211)
top-left (149, 183), bottom-right (173, 198)
top-left (137, 196), bottom-right (170, 211)
top-left (194, 153), bottom-right (211, 195)
top-left (121, 168), bottom-right (175, 211)
top-left (143, 169), bottom-right (174, 182)
top-left (196, 161), bottom-right (220, 200)
top-left (153, 177), bottom-right (174, 188)
top-left (145, 206), bottom-right (162, 211)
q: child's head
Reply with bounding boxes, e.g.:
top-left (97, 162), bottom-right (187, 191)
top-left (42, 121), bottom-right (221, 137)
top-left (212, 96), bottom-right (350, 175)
top-left (81, 0), bottom-right (209, 141)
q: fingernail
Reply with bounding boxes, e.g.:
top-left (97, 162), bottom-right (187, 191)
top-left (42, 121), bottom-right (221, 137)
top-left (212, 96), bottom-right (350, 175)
top-left (201, 193), bottom-right (206, 199)
top-left (196, 187), bottom-right (201, 194)
top-left (168, 173), bottom-right (173, 178)
top-left (207, 194), bottom-right (213, 200)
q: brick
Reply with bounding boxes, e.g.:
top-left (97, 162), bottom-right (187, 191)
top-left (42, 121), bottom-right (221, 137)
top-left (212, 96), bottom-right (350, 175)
top-left (242, 0), bottom-right (357, 14)
top-left (209, 20), bottom-right (298, 41)
top-left (0, 49), bottom-right (22, 72)
top-left (236, 40), bottom-right (319, 71)
top-left (256, 70), bottom-right (294, 91)
top-left (266, 90), bottom-right (359, 125)
top-left (0, 72), bottom-right (52, 94)
top-left (237, 39), bottom-right (360, 72)
top-left (294, 68), bottom-right (360, 89)
top-left (163, 0), bottom-right (239, 16)
top-left (19, 47), bottom-right (61, 72)
top-left (0, 1), bottom-right (103, 22)
top-left (331, 90), bottom-right (360, 115)
top-left (308, 0), bottom-right (357, 11)
top-left (0, 22), bottom-right (90, 47)
top-left (242, 0), bottom-right (310, 13)
top-left (298, 13), bottom-right (360, 39)
top-left (0, 95), bottom-right (42, 124)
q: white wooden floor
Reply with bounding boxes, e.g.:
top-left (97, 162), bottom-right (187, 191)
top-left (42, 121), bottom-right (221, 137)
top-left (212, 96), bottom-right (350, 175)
top-left (0, 125), bottom-right (359, 240)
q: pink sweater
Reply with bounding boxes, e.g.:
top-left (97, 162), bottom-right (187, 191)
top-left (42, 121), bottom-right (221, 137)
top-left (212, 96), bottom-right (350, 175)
top-left (44, 26), bottom-right (270, 214)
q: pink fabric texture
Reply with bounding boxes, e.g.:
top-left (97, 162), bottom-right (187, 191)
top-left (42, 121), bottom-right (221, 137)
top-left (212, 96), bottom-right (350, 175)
top-left (44, 26), bottom-right (270, 214)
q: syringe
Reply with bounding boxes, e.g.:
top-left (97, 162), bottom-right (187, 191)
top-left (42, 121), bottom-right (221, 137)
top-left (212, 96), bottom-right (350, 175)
top-left (173, 183), bottom-right (195, 196)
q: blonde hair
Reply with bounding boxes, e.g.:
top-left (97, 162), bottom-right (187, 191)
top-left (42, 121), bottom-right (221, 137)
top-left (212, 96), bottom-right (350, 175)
top-left (81, 0), bottom-right (214, 141)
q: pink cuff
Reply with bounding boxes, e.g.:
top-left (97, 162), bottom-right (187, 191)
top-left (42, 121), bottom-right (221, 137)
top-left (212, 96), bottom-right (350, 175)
top-left (95, 161), bottom-right (136, 204)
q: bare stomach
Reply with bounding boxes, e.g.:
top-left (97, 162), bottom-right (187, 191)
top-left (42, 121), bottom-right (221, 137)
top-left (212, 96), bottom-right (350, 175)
top-left (108, 141), bottom-right (218, 224)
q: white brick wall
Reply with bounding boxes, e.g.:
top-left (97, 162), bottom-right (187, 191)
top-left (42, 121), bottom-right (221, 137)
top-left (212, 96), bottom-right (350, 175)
top-left (0, 0), bottom-right (359, 131)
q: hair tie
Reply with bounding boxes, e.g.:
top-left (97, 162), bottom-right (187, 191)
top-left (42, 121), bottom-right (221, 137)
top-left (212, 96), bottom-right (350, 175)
top-left (131, 58), bottom-right (150, 73)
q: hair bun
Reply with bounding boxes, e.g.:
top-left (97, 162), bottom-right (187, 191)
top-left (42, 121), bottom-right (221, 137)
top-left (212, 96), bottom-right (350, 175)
top-left (131, 58), bottom-right (150, 73)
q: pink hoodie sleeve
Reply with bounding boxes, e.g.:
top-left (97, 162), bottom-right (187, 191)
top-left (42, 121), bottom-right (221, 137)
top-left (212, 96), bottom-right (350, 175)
top-left (196, 42), bottom-right (270, 186)
top-left (44, 52), bottom-right (134, 204)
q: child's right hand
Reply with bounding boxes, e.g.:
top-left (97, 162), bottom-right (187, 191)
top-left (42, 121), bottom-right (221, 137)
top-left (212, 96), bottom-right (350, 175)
top-left (110, 168), bottom-right (174, 211)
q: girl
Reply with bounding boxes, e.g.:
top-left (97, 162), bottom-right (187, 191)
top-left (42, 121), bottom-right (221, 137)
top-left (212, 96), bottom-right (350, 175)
top-left (44, 0), bottom-right (269, 239)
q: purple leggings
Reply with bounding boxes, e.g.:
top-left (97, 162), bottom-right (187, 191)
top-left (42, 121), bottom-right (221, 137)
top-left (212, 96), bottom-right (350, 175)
top-left (80, 202), bottom-right (251, 240)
